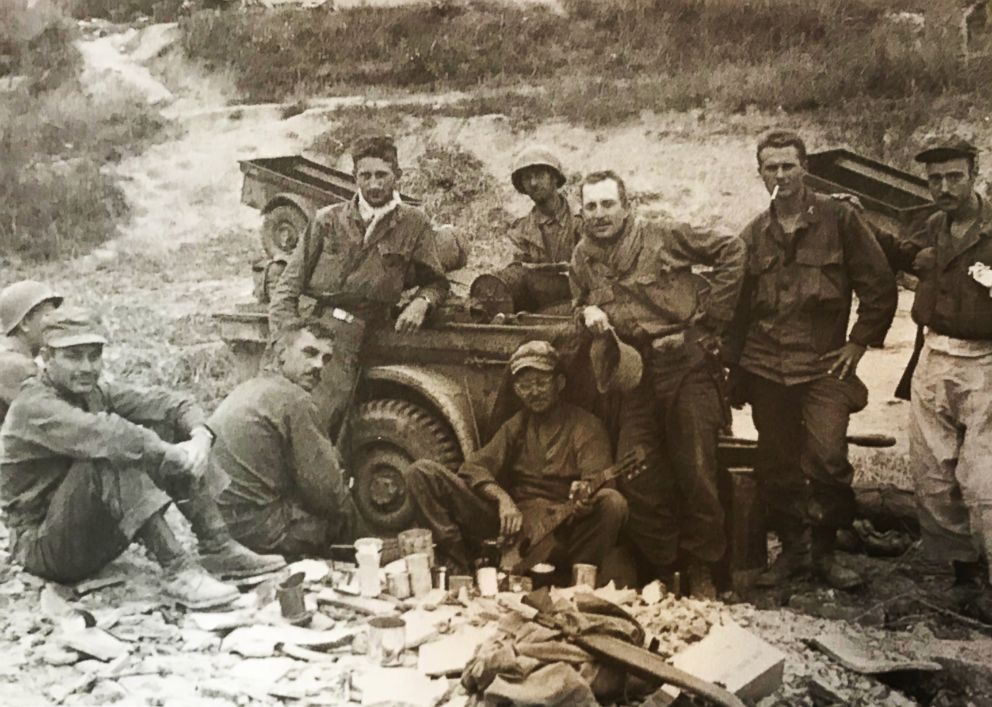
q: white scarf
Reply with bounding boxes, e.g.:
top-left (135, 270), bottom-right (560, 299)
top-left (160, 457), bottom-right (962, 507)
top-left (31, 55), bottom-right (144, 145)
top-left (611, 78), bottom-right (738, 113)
top-left (357, 190), bottom-right (402, 245)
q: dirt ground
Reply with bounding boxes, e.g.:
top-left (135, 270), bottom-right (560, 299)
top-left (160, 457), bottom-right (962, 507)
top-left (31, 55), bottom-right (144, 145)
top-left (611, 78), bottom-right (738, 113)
top-left (0, 21), bottom-right (988, 707)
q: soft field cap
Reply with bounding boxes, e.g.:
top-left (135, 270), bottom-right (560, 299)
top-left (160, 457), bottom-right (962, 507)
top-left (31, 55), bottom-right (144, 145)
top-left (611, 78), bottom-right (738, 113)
top-left (44, 306), bottom-right (108, 348)
top-left (510, 340), bottom-right (559, 375)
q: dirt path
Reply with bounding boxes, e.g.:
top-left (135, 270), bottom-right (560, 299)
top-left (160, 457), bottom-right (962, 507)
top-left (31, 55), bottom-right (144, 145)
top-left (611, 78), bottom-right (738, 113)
top-left (0, 19), bottom-right (987, 707)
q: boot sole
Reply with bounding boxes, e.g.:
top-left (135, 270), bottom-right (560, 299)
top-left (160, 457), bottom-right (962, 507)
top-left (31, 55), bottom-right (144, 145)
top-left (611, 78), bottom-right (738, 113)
top-left (164, 589), bottom-right (240, 610)
top-left (205, 557), bottom-right (288, 580)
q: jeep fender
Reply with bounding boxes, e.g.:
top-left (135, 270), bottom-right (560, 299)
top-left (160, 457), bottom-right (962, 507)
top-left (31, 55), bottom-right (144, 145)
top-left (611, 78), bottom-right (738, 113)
top-left (364, 364), bottom-right (478, 459)
top-left (262, 192), bottom-right (315, 219)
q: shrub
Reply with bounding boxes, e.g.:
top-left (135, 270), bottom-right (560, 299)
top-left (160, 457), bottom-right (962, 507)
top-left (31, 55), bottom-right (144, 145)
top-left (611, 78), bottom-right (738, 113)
top-left (0, 1), bottom-right (163, 262)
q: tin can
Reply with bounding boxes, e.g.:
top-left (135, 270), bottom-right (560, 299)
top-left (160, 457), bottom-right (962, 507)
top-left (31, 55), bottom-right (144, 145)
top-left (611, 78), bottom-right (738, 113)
top-left (528, 562), bottom-right (556, 590)
top-left (571, 563), bottom-right (598, 588)
top-left (386, 570), bottom-right (411, 599)
top-left (477, 567), bottom-right (499, 597)
top-left (398, 528), bottom-right (435, 568)
top-left (367, 616), bottom-right (405, 667)
top-left (432, 565), bottom-right (448, 590)
top-left (407, 552), bottom-right (433, 597)
top-left (448, 575), bottom-right (473, 593)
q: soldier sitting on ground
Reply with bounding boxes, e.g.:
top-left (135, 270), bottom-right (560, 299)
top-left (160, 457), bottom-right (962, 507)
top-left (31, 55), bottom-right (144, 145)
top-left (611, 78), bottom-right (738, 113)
top-left (0, 307), bottom-right (285, 609)
top-left (0, 280), bottom-right (62, 422)
top-left (211, 321), bottom-right (368, 557)
top-left (405, 340), bottom-right (628, 576)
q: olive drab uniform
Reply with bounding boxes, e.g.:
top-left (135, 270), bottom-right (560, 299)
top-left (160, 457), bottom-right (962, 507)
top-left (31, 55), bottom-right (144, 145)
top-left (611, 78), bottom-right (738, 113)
top-left (570, 215), bottom-right (746, 573)
top-left (405, 403), bottom-right (627, 572)
top-left (211, 373), bottom-right (366, 557)
top-left (0, 337), bottom-right (37, 422)
top-left (269, 199), bottom-right (449, 430)
top-left (894, 196), bottom-right (992, 576)
top-left (499, 193), bottom-right (582, 312)
top-left (728, 189), bottom-right (897, 542)
top-left (0, 374), bottom-right (219, 582)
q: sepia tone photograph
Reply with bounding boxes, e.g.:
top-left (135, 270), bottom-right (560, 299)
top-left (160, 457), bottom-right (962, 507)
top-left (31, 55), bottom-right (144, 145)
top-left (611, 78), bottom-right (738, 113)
top-left (1, 0), bottom-right (991, 704)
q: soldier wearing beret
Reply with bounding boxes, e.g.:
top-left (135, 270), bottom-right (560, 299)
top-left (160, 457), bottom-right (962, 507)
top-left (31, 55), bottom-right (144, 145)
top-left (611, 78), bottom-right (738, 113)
top-left (404, 340), bottom-right (627, 575)
top-left (895, 135), bottom-right (992, 618)
top-left (0, 308), bottom-right (284, 608)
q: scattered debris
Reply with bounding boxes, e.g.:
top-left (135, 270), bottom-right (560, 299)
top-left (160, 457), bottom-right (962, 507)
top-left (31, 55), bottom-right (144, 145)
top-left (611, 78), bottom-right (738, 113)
top-left (664, 621), bottom-right (785, 701)
top-left (811, 628), bottom-right (943, 675)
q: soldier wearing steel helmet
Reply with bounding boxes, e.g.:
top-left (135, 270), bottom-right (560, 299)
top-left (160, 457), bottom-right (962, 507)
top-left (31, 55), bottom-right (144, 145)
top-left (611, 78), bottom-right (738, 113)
top-left (0, 280), bottom-right (62, 422)
top-left (497, 145), bottom-right (582, 312)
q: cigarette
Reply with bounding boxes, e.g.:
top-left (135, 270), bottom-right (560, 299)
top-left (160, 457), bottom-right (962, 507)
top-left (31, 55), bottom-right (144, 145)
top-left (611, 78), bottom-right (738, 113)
top-left (771, 184), bottom-right (780, 201)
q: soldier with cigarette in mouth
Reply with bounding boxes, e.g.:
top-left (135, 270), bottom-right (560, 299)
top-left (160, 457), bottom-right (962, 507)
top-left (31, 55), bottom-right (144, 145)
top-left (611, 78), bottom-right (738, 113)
top-left (727, 130), bottom-right (897, 590)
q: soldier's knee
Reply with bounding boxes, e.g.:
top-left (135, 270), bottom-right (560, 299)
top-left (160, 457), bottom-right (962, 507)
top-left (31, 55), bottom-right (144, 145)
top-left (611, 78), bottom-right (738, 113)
top-left (593, 488), bottom-right (629, 522)
top-left (405, 459), bottom-right (452, 492)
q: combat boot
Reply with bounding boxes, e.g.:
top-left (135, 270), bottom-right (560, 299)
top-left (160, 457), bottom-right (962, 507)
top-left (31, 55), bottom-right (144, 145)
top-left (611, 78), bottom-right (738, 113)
top-left (199, 538), bottom-right (287, 580)
top-left (811, 527), bottom-right (864, 591)
top-left (161, 557), bottom-right (240, 609)
top-left (687, 561), bottom-right (717, 600)
top-left (177, 493), bottom-right (286, 579)
top-left (756, 523), bottom-right (809, 588)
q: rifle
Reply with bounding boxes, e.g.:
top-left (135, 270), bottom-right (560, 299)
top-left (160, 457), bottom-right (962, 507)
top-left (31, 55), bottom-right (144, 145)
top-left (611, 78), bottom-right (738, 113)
top-left (500, 446), bottom-right (648, 574)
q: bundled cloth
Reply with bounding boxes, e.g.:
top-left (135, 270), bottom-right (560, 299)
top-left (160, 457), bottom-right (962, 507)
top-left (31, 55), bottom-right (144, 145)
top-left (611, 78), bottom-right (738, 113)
top-left (461, 589), bottom-right (646, 706)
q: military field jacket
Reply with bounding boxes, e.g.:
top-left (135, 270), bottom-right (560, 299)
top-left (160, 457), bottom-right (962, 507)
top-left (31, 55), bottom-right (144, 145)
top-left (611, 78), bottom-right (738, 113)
top-left (902, 195), bottom-right (992, 341)
top-left (211, 374), bottom-right (350, 518)
top-left (269, 199), bottom-right (449, 331)
top-left (508, 194), bottom-right (582, 264)
top-left (729, 189), bottom-right (897, 385)
top-left (0, 337), bottom-right (37, 423)
top-left (569, 215), bottom-right (746, 344)
top-left (458, 403), bottom-right (612, 505)
top-left (0, 375), bottom-right (205, 529)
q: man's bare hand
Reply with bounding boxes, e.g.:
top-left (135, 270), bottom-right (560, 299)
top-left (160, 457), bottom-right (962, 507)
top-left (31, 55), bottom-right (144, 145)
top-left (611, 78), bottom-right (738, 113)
top-left (176, 428), bottom-right (213, 480)
top-left (161, 443), bottom-right (192, 478)
top-left (395, 297), bottom-right (430, 332)
top-left (582, 306), bottom-right (611, 335)
top-left (830, 193), bottom-right (865, 211)
top-left (498, 498), bottom-right (523, 537)
top-left (913, 247), bottom-right (937, 274)
top-left (826, 342), bottom-right (866, 380)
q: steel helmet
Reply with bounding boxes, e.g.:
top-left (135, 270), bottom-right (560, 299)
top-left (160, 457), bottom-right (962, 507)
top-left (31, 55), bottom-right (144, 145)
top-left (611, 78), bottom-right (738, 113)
top-left (0, 280), bottom-right (63, 335)
top-left (511, 144), bottom-right (566, 194)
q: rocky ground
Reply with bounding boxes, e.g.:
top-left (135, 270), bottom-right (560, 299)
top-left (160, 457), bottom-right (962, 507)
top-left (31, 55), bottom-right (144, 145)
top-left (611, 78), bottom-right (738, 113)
top-left (1, 19), bottom-right (990, 707)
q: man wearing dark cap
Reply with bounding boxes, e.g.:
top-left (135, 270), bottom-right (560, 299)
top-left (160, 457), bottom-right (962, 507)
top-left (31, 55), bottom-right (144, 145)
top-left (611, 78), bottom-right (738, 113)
top-left (896, 135), bottom-right (992, 614)
top-left (0, 308), bottom-right (284, 608)
top-left (404, 340), bottom-right (627, 575)
top-left (496, 144), bottom-right (581, 312)
top-left (0, 280), bottom-right (62, 422)
top-left (727, 130), bottom-right (897, 590)
top-left (211, 321), bottom-right (368, 557)
top-left (269, 134), bottom-right (449, 429)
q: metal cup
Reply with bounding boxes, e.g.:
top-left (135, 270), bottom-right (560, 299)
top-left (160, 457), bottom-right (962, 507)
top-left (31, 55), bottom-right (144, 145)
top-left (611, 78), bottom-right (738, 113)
top-left (367, 616), bottom-right (406, 667)
top-left (572, 563), bottom-right (598, 588)
top-left (448, 575), bottom-right (473, 593)
top-left (386, 570), bottom-right (412, 599)
top-left (528, 562), bottom-right (556, 590)
top-left (406, 552), bottom-right (432, 597)
top-left (277, 572), bottom-right (310, 623)
top-left (397, 528), bottom-right (435, 568)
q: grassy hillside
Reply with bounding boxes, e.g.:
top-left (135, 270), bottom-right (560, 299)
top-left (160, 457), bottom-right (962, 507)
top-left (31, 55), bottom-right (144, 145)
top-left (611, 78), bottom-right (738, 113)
top-left (0, 2), bottom-right (163, 262)
top-left (178, 0), bottom-right (981, 164)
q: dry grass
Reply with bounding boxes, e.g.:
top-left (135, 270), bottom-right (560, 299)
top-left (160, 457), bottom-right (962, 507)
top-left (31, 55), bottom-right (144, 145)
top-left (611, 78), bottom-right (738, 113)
top-left (0, 3), bottom-right (164, 262)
